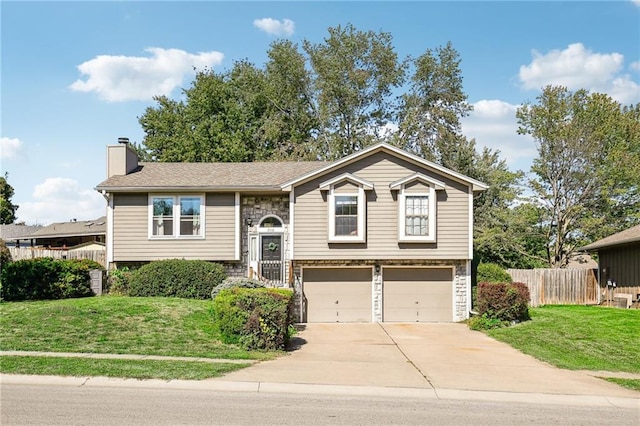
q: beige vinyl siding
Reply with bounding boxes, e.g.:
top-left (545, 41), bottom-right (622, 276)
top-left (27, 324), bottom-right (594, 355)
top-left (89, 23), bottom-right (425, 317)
top-left (293, 151), bottom-right (470, 260)
top-left (333, 181), bottom-right (359, 193)
top-left (112, 193), bottom-right (236, 261)
top-left (404, 181), bottom-right (430, 193)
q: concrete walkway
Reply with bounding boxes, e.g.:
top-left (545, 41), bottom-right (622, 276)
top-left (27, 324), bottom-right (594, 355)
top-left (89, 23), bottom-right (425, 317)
top-left (2, 323), bottom-right (639, 408)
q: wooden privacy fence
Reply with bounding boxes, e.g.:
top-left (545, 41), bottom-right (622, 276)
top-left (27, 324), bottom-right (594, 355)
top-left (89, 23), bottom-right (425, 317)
top-left (8, 247), bottom-right (106, 268)
top-left (506, 268), bottom-right (599, 307)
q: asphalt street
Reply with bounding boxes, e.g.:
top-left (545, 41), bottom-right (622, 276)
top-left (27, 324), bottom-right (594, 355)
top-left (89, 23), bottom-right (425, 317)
top-left (2, 383), bottom-right (639, 426)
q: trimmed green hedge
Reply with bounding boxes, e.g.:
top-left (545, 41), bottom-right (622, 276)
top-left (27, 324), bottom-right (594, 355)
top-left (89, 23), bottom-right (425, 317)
top-left (128, 259), bottom-right (226, 299)
top-left (0, 258), bottom-right (101, 301)
top-left (211, 277), bottom-right (265, 299)
top-left (213, 287), bottom-right (294, 350)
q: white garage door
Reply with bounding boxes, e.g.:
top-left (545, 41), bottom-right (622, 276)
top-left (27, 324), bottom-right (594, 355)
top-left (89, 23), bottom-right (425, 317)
top-left (303, 268), bottom-right (372, 322)
top-left (383, 267), bottom-right (453, 322)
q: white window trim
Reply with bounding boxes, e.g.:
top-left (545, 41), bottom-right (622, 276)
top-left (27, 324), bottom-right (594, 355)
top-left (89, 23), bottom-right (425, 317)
top-left (148, 194), bottom-right (206, 240)
top-left (398, 186), bottom-right (436, 243)
top-left (328, 186), bottom-right (366, 243)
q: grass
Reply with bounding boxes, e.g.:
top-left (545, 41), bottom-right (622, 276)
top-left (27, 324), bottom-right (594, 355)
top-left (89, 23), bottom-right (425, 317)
top-left (0, 355), bottom-right (249, 380)
top-left (0, 296), bottom-right (279, 380)
top-left (0, 296), bottom-right (277, 360)
top-left (0, 296), bottom-right (276, 360)
top-left (486, 305), bottom-right (640, 373)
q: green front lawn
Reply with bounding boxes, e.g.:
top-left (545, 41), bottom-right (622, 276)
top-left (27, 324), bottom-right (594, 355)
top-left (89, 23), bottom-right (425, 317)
top-left (0, 356), bottom-right (249, 380)
top-left (0, 296), bottom-right (275, 360)
top-left (486, 305), bottom-right (640, 373)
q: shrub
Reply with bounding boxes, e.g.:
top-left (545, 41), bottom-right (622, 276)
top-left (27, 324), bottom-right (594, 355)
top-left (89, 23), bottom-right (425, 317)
top-left (211, 277), bottom-right (265, 299)
top-left (476, 281), bottom-right (530, 323)
top-left (477, 263), bottom-right (512, 284)
top-left (0, 257), bottom-right (95, 301)
top-left (128, 259), bottom-right (226, 299)
top-left (55, 259), bottom-right (96, 299)
top-left (468, 313), bottom-right (506, 331)
top-left (107, 267), bottom-right (132, 296)
top-left (0, 238), bottom-right (12, 272)
top-left (213, 287), bottom-right (294, 350)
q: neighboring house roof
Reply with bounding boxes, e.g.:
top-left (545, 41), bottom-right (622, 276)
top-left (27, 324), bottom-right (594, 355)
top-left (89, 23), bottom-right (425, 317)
top-left (580, 224), bottom-right (640, 251)
top-left (566, 253), bottom-right (598, 269)
top-left (68, 241), bottom-right (106, 251)
top-left (95, 161), bottom-right (328, 192)
top-left (280, 143), bottom-right (489, 192)
top-left (0, 224), bottom-right (43, 241)
top-left (28, 217), bottom-right (107, 239)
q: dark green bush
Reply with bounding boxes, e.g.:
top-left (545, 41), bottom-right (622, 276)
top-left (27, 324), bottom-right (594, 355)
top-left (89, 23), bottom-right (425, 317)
top-left (0, 257), bottom-right (96, 301)
top-left (213, 287), bottom-right (294, 350)
top-left (476, 281), bottom-right (530, 323)
top-left (211, 277), bottom-right (265, 299)
top-left (0, 238), bottom-right (12, 273)
top-left (128, 259), bottom-right (226, 299)
top-left (477, 263), bottom-right (512, 284)
top-left (107, 267), bottom-right (132, 296)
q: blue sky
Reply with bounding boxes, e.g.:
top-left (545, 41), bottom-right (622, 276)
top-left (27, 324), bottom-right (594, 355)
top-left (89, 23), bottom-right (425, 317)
top-left (2, 1), bottom-right (639, 225)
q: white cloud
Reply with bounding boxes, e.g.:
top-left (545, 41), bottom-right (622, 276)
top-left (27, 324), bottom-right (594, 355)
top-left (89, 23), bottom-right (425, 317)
top-left (70, 47), bottom-right (224, 102)
top-left (18, 178), bottom-right (106, 225)
top-left (1, 137), bottom-right (24, 159)
top-left (630, 61), bottom-right (640, 72)
top-left (253, 18), bottom-right (295, 36)
top-left (461, 100), bottom-right (536, 172)
top-left (632, 0), bottom-right (640, 7)
top-left (518, 43), bottom-right (640, 104)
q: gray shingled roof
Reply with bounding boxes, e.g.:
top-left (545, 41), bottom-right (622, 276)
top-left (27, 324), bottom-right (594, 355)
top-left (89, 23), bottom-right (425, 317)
top-left (581, 224), bottom-right (640, 251)
top-left (0, 224), bottom-right (43, 241)
top-left (28, 217), bottom-right (107, 239)
top-left (95, 161), bottom-right (328, 191)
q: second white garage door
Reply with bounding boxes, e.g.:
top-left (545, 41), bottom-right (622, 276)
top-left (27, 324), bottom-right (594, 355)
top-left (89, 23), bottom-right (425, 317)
top-left (303, 268), bottom-right (372, 323)
top-left (383, 267), bottom-right (453, 322)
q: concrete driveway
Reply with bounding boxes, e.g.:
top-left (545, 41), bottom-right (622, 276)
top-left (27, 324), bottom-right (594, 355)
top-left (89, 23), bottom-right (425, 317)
top-left (218, 323), bottom-right (639, 399)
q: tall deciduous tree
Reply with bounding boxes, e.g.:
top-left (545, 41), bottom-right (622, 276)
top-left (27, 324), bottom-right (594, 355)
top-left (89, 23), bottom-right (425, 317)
top-left (517, 86), bottom-right (639, 267)
top-left (0, 173), bottom-right (18, 224)
top-left (395, 42), bottom-right (473, 165)
top-left (259, 40), bottom-right (317, 160)
top-left (303, 24), bottom-right (405, 159)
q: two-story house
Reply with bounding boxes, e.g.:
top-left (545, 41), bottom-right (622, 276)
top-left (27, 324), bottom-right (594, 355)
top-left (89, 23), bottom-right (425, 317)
top-left (95, 139), bottom-right (487, 323)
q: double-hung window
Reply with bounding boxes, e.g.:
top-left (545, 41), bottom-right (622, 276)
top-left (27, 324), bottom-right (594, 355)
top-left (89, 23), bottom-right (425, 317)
top-left (391, 174), bottom-right (444, 243)
top-left (335, 195), bottom-right (359, 236)
top-left (404, 195), bottom-right (430, 237)
top-left (320, 174), bottom-right (373, 243)
top-left (149, 195), bottom-right (204, 238)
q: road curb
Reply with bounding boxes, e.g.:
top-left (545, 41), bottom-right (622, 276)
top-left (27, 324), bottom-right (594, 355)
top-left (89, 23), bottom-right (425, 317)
top-left (2, 374), bottom-right (638, 409)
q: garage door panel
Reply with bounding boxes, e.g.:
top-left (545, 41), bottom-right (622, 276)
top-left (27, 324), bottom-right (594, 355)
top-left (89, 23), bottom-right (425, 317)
top-left (384, 268), bottom-right (452, 282)
top-left (304, 268), bottom-right (372, 323)
top-left (383, 267), bottom-right (453, 322)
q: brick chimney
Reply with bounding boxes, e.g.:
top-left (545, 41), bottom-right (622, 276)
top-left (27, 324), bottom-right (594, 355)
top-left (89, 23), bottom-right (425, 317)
top-left (106, 137), bottom-right (139, 177)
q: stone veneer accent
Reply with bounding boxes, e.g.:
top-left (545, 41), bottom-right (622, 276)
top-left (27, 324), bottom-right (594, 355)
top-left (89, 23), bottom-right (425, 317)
top-left (221, 195), bottom-right (292, 280)
top-left (291, 259), bottom-right (470, 323)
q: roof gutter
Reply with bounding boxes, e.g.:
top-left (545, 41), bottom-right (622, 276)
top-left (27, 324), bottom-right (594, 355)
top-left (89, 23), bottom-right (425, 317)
top-left (94, 185), bottom-right (288, 193)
